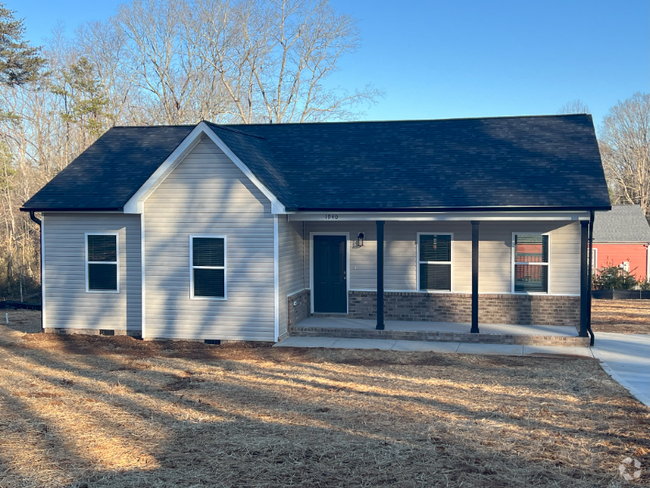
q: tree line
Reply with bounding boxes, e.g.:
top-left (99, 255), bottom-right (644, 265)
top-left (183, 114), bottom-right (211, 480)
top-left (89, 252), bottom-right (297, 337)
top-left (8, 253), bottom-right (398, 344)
top-left (0, 0), bottom-right (648, 301)
top-left (0, 0), bottom-right (379, 300)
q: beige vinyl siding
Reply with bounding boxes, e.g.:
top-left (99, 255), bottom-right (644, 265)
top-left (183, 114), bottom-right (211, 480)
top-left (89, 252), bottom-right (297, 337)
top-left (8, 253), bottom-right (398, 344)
top-left (304, 220), bottom-right (580, 296)
top-left (42, 212), bottom-right (141, 331)
top-left (480, 221), bottom-right (581, 295)
top-left (143, 136), bottom-right (275, 341)
top-left (278, 218), bottom-right (306, 335)
top-left (548, 222), bottom-right (581, 295)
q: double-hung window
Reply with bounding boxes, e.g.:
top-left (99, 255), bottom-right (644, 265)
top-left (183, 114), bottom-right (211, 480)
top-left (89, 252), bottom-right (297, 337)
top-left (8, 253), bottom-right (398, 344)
top-left (418, 233), bottom-right (452, 291)
top-left (86, 234), bottom-right (118, 292)
top-left (513, 233), bottom-right (549, 293)
top-left (191, 236), bottom-right (226, 299)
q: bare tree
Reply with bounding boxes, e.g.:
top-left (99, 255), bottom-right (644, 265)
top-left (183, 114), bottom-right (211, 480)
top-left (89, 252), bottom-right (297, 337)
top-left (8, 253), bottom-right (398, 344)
top-left (0, 0), bottom-right (380, 299)
top-left (112, 0), bottom-right (229, 125)
top-left (558, 99), bottom-right (590, 114)
top-left (599, 92), bottom-right (650, 219)
top-left (189, 0), bottom-right (380, 123)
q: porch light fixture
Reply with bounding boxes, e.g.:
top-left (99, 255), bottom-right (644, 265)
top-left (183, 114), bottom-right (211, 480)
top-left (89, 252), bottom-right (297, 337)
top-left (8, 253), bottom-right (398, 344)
top-left (357, 233), bottom-right (364, 247)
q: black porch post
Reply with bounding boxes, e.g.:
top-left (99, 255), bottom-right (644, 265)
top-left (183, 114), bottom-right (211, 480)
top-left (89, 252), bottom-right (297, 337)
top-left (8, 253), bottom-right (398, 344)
top-left (587, 211), bottom-right (595, 345)
top-left (376, 220), bottom-right (385, 330)
top-left (579, 220), bottom-right (589, 337)
top-left (471, 221), bottom-right (480, 333)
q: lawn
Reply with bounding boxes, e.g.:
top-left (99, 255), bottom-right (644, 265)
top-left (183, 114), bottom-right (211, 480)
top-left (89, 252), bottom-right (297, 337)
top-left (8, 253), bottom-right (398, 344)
top-left (591, 299), bottom-right (650, 334)
top-left (0, 321), bottom-right (648, 487)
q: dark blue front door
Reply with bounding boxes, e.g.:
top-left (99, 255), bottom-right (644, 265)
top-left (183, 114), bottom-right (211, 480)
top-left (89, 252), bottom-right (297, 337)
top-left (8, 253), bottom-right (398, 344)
top-left (313, 236), bottom-right (347, 313)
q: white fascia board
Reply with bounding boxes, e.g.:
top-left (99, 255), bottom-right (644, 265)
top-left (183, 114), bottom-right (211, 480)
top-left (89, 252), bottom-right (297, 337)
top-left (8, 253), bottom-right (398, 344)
top-left (288, 211), bottom-right (591, 222)
top-left (124, 121), bottom-right (286, 214)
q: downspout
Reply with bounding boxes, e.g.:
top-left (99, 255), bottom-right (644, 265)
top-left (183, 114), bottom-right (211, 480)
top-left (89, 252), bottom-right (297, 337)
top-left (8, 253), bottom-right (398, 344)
top-left (587, 211), bottom-right (595, 346)
top-left (28, 211), bottom-right (43, 332)
top-left (29, 211), bottom-right (41, 227)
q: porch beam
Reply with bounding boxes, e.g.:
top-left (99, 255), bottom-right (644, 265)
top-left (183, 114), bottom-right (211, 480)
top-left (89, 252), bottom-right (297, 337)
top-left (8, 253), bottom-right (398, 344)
top-left (471, 221), bottom-right (480, 333)
top-left (376, 220), bottom-right (385, 330)
top-left (287, 211), bottom-right (591, 222)
top-left (579, 220), bottom-right (589, 337)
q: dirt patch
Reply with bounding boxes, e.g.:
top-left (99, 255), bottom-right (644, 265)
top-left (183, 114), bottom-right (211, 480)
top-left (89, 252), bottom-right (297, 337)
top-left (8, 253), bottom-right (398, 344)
top-left (0, 326), bottom-right (648, 487)
top-left (591, 299), bottom-right (649, 334)
top-left (1, 308), bottom-right (42, 334)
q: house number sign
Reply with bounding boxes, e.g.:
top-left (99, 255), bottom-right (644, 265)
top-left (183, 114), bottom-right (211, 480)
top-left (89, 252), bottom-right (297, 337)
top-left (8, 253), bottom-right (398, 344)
top-left (325, 214), bottom-right (339, 219)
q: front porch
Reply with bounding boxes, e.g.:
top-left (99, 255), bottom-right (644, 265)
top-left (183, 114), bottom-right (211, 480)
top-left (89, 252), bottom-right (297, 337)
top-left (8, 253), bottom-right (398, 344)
top-left (279, 213), bottom-right (597, 346)
top-left (289, 316), bottom-right (590, 347)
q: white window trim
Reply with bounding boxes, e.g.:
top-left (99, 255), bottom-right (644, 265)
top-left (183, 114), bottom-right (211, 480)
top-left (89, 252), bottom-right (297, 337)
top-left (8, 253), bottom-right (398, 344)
top-left (309, 232), bottom-right (350, 314)
top-left (85, 232), bottom-right (119, 293)
top-left (416, 232), bottom-right (453, 293)
top-left (190, 235), bottom-right (227, 300)
top-left (511, 232), bottom-right (551, 295)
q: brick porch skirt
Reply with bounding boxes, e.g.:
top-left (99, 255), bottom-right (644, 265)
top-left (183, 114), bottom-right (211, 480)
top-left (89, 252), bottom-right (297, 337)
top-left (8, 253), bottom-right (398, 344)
top-left (347, 291), bottom-right (579, 326)
top-left (287, 290), bottom-right (580, 328)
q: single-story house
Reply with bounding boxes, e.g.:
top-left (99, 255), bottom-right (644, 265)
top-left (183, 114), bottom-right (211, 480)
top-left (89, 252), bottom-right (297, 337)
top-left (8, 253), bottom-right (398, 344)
top-left (22, 115), bottom-right (610, 342)
top-left (592, 205), bottom-right (650, 281)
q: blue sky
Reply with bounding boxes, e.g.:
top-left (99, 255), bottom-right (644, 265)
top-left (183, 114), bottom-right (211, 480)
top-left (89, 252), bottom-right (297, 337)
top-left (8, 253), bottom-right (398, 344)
top-left (9, 0), bottom-right (649, 131)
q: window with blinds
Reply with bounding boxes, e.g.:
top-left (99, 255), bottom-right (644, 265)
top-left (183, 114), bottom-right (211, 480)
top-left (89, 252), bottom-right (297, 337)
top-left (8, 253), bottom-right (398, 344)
top-left (191, 236), bottom-right (226, 298)
top-left (86, 234), bottom-right (118, 292)
top-left (418, 234), bottom-right (452, 291)
top-left (513, 234), bottom-right (549, 293)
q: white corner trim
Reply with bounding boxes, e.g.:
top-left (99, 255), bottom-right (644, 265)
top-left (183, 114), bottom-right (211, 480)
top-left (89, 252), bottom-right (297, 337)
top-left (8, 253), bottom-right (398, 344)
top-left (274, 215), bottom-right (279, 341)
top-left (140, 212), bottom-right (146, 339)
top-left (41, 213), bottom-right (46, 331)
top-left (124, 122), bottom-right (286, 214)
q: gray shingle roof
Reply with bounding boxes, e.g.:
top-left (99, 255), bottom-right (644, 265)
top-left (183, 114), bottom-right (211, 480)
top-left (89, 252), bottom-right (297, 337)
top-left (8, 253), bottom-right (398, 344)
top-left (593, 205), bottom-right (650, 242)
top-left (22, 126), bottom-right (194, 211)
top-left (22, 114), bottom-right (611, 212)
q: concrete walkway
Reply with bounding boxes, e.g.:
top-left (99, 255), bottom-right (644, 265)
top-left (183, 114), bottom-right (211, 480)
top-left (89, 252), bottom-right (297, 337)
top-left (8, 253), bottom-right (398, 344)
top-left (275, 336), bottom-right (595, 357)
top-left (591, 333), bottom-right (650, 408)
top-left (275, 333), bottom-right (650, 408)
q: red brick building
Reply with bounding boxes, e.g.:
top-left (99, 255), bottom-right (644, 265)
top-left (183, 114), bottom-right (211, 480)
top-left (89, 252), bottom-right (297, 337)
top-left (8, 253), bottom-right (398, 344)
top-left (592, 205), bottom-right (650, 282)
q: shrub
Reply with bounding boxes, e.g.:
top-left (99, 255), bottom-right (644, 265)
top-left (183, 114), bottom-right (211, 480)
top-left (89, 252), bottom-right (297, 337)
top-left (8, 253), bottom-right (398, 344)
top-left (593, 264), bottom-right (640, 290)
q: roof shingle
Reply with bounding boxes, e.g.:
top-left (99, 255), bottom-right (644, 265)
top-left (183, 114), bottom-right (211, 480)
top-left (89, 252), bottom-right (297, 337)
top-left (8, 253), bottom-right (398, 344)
top-left (593, 205), bottom-right (650, 242)
top-left (22, 115), bottom-right (611, 212)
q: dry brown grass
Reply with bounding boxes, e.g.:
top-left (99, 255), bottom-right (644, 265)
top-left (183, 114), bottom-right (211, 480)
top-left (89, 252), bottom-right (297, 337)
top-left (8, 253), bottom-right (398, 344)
top-left (1, 309), bottom-right (42, 334)
top-left (0, 324), bottom-right (649, 487)
top-left (591, 300), bottom-right (650, 334)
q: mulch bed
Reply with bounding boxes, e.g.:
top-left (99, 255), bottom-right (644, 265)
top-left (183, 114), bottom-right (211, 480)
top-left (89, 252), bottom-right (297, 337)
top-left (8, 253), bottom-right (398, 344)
top-left (0, 326), bottom-right (648, 487)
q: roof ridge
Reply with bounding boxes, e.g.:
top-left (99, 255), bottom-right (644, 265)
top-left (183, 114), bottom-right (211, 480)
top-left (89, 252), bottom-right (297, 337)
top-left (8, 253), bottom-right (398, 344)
top-left (205, 122), bottom-right (267, 140)
top-left (110, 123), bottom-right (197, 129)
top-left (217, 113), bottom-right (592, 128)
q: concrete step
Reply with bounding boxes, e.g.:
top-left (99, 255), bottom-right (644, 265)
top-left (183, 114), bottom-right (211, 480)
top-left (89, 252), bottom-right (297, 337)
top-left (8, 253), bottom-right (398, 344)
top-left (289, 326), bottom-right (590, 347)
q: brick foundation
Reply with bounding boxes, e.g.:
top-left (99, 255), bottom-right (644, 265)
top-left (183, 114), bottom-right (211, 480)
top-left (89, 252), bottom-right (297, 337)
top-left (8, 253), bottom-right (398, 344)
top-left (288, 289), bottom-right (311, 327)
top-left (347, 291), bottom-right (580, 326)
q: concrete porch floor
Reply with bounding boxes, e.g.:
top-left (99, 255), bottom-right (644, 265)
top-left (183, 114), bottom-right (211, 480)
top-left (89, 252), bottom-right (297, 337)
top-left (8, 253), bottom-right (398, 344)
top-left (297, 317), bottom-right (580, 336)
top-left (288, 317), bottom-right (589, 347)
top-left (275, 336), bottom-right (594, 357)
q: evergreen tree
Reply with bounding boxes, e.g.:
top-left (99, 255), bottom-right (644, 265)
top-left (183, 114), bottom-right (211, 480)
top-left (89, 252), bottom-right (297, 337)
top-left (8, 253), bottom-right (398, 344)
top-left (0, 3), bottom-right (44, 87)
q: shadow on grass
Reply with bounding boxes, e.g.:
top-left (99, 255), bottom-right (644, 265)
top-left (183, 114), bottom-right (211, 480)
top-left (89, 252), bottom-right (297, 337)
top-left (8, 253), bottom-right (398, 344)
top-left (0, 332), bottom-right (648, 487)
